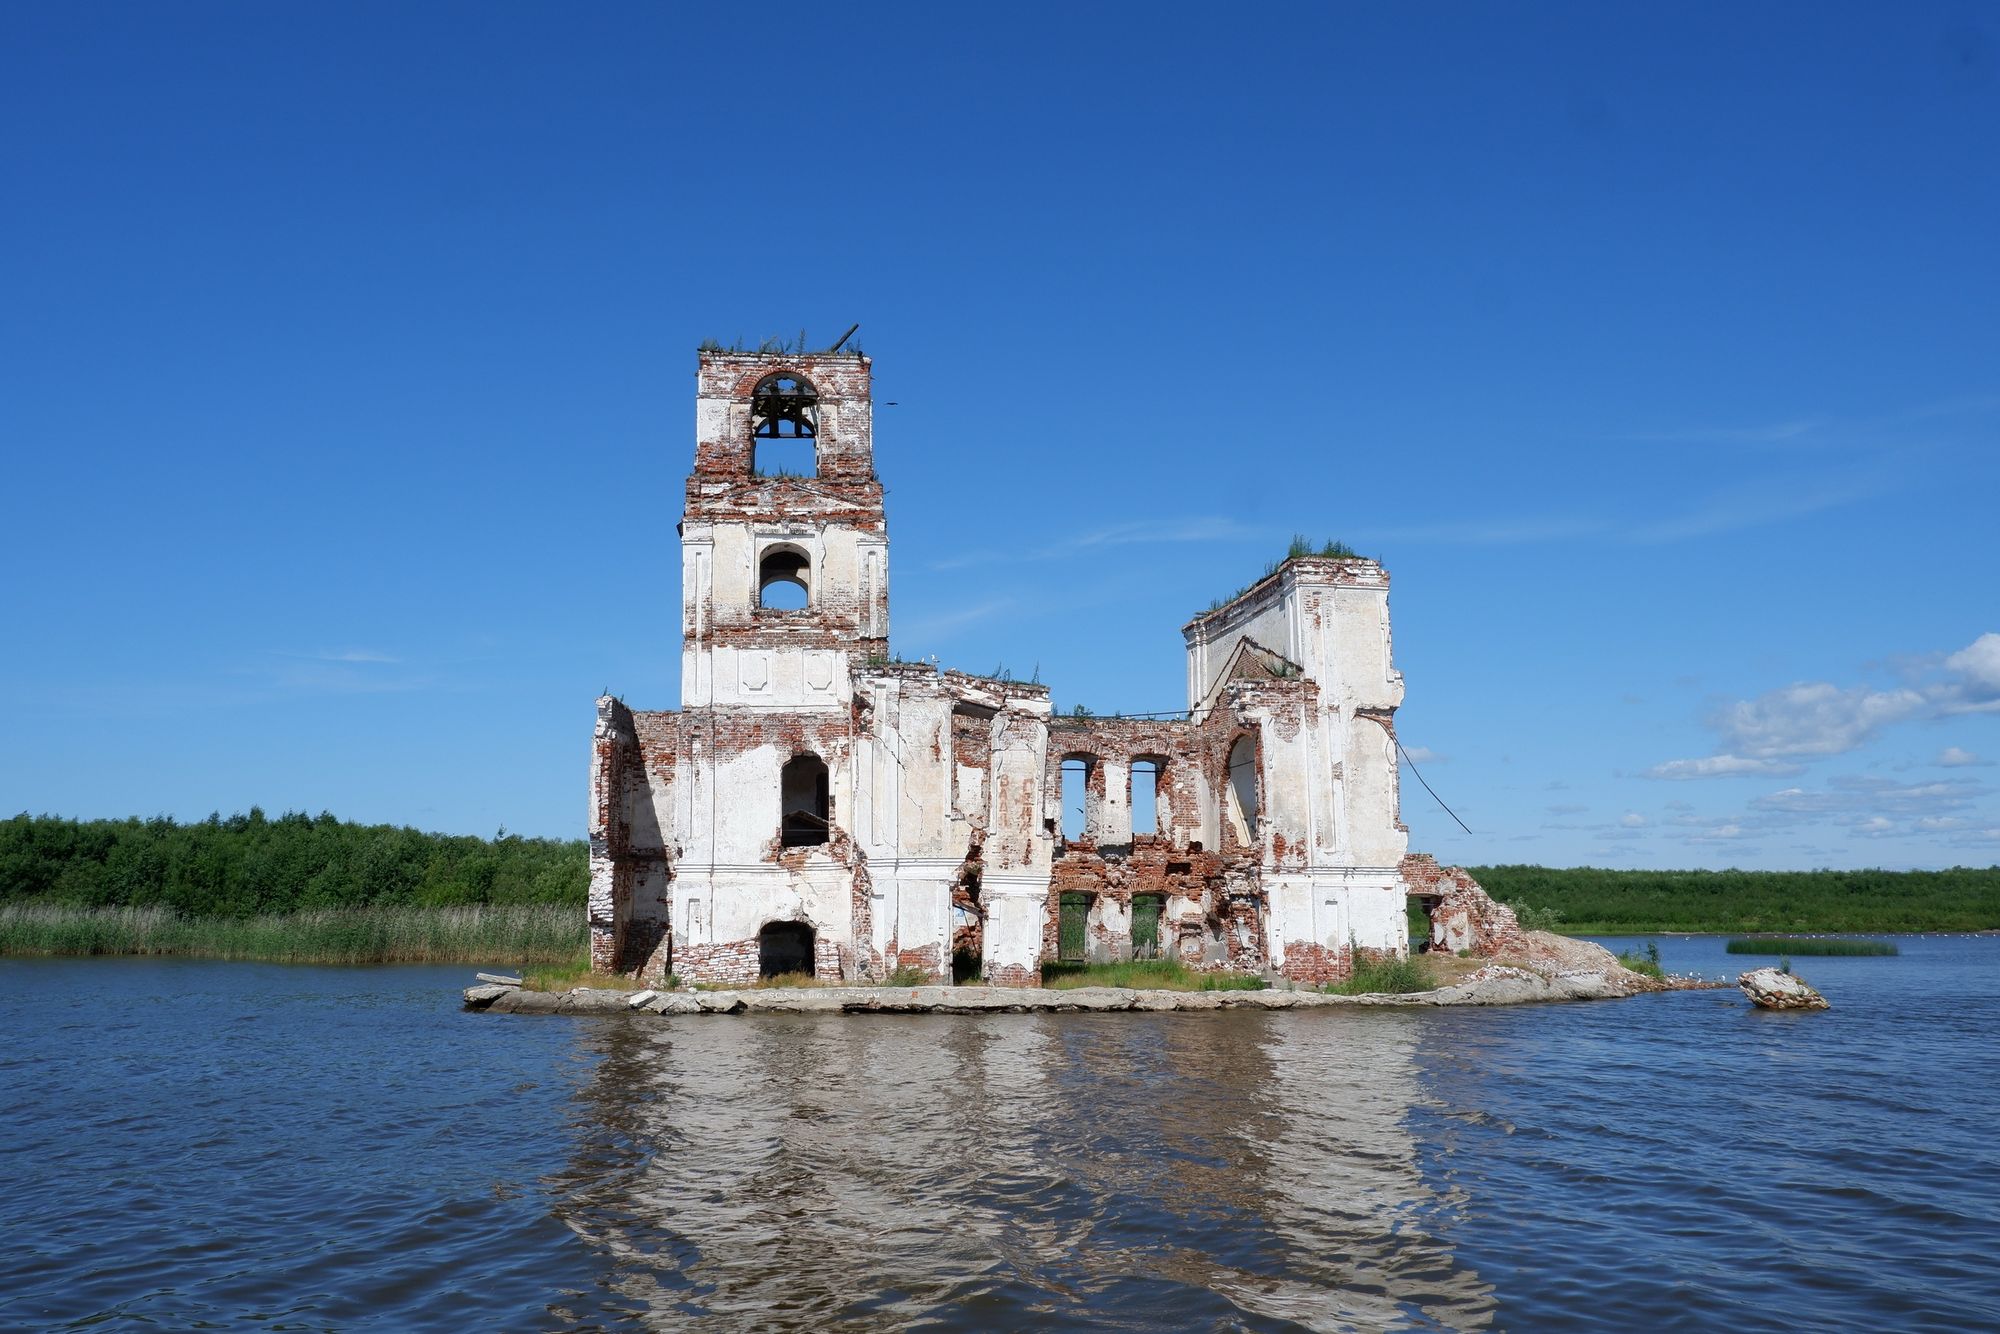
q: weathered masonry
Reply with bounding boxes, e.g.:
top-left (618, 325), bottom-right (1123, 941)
top-left (589, 348), bottom-right (1415, 988)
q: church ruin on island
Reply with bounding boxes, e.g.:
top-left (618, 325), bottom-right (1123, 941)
top-left (588, 346), bottom-right (1426, 988)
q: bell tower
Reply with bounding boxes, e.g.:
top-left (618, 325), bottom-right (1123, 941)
top-left (679, 350), bottom-right (888, 709)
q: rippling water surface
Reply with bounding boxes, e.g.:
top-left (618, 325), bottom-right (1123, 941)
top-left (3, 937), bottom-right (1996, 1331)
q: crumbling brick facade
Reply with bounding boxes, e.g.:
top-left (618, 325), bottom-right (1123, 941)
top-left (589, 346), bottom-right (1436, 986)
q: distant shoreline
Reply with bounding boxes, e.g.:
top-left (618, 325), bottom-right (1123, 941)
top-left (1470, 863), bottom-right (1999, 935)
top-left (3, 815), bottom-right (1994, 958)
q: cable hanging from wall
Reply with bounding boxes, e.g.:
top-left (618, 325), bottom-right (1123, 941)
top-left (1396, 738), bottom-right (1474, 836)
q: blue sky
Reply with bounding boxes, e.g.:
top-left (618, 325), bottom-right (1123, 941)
top-left (2, 2), bottom-right (1995, 868)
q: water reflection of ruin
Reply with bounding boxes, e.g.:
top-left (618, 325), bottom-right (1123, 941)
top-left (547, 1014), bottom-right (1495, 1331)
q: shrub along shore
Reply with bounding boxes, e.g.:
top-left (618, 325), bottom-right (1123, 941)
top-left (1472, 864), bottom-right (2000, 935)
top-left (1, 814), bottom-right (1994, 963)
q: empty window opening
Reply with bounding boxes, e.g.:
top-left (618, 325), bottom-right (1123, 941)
top-left (1410, 896), bottom-right (1440, 953)
top-left (753, 437), bottom-right (817, 478)
top-left (1131, 758), bottom-right (1162, 836)
top-left (1058, 892), bottom-right (1090, 962)
top-left (781, 754), bottom-right (830, 847)
top-left (1226, 735), bottom-right (1260, 844)
top-left (1061, 758), bottom-right (1092, 842)
top-left (759, 547), bottom-right (811, 612)
top-left (1131, 894), bottom-right (1163, 959)
top-left (759, 921), bottom-right (816, 979)
top-left (751, 373), bottom-right (818, 438)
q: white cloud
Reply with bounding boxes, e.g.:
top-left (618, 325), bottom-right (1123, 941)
top-left (1713, 682), bottom-right (1926, 758)
top-left (1400, 745), bottom-right (1447, 764)
top-left (1619, 812), bottom-right (1648, 827)
top-left (1645, 754), bottom-right (1805, 780)
top-left (1649, 633), bottom-right (2000, 778)
top-left (1940, 633), bottom-right (2000, 712)
top-left (1939, 746), bottom-right (1987, 768)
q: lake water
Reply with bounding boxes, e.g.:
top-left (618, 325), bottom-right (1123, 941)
top-left (2, 936), bottom-right (1996, 1331)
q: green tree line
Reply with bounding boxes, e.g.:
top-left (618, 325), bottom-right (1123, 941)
top-left (0, 811), bottom-right (586, 918)
top-left (1469, 863), bottom-right (2000, 933)
top-left (5, 814), bottom-right (1995, 933)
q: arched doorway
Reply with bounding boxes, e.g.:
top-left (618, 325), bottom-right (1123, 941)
top-left (759, 921), bottom-right (816, 978)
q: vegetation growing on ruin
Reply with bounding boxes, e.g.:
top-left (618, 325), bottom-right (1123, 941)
top-left (698, 332), bottom-right (865, 357)
top-left (0, 902), bottom-right (583, 965)
top-left (1039, 959), bottom-right (1266, 991)
top-left (1200, 536), bottom-right (1367, 615)
top-left (1470, 864), bottom-right (2000, 934)
top-left (1725, 937), bottom-right (1900, 957)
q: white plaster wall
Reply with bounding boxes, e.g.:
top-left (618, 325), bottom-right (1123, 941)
top-left (1089, 758), bottom-right (1130, 845)
top-left (1328, 876), bottom-right (1408, 960)
top-left (679, 534), bottom-right (715, 708)
top-left (1345, 716), bottom-right (1405, 868)
top-left (697, 864), bottom-right (853, 949)
top-left (877, 865), bottom-right (954, 969)
top-left (1273, 871), bottom-right (1406, 959)
top-left (1089, 895), bottom-right (1131, 962)
top-left (980, 705), bottom-right (1053, 983)
top-left (981, 876), bottom-right (1047, 982)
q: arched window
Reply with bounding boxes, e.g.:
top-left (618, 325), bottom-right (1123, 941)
top-left (1226, 735), bottom-right (1260, 845)
top-left (751, 373), bottom-right (818, 438)
top-left (751, 373), bottom-right (820, 477)
top-left (1060, 755), bottom-right (1094, 842)
top-left (759, 546), bottom-right (810, 612)
top-left (781, 754), bottom-right (830, 847)
top-left (1131, 757), bottom-right (1164, 836)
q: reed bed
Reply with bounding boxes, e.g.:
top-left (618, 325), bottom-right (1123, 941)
top-left (0, 903), bottom-right (586, 966)
top-left (1039, 959), bottom-right (1266, 991)
top-left (1725, 937), bottom-right (1899, 957)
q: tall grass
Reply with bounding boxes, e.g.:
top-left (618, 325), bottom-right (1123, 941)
top-left (1040, 959), bottom-right (1266, 991)
top-left (0, 903), bottom-right (584, 965)
top-left (1725, 937), bottom-right (1899, 957)
top-left (1615, 941), bottom-right (1666, 979)
top-left (1326, 954), bottom-right (1431, 996)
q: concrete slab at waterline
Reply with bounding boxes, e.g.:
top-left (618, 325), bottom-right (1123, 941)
top-left (462, 968), bottom-right (1699, 1016)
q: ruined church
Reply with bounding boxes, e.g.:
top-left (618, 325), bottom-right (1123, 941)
top-left (588, 347), bottom-right (1414, 987)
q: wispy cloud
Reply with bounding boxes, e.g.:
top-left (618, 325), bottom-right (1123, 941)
top-left (1622, 466), bottom-right (1898, 543)
top-left (1622, 419), bottom-right (1824, 445)
top-left (253, 648), bottom-right (421, 694)
top-left (927, 517), bottom-right (1261, 571)
top-left (1348, 465), bottom-right (1895, 548)
top-left (1645, 755), bottom-right (1805, 780)
top-left (278, 648), bottom-right (400, 665)
top-left (894, 597), bottom-right (1018, 642)
top-left (1939, 746), bottom-right (1989, 768)
top-left (1654, 773), bottom-right (1993, 853)
top-left (1648, 633), bottom-right (2000, 778)
top-left (1623, 394), bottom-right (1999, 449)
